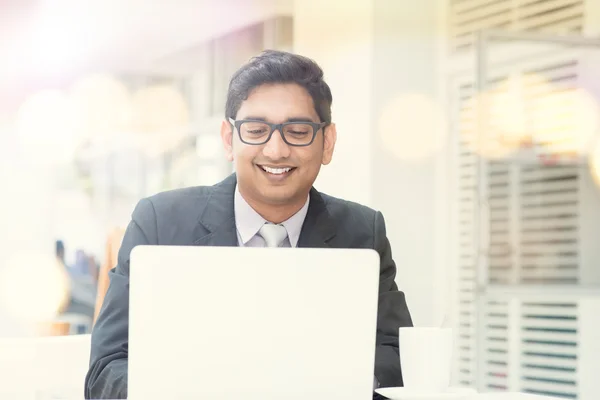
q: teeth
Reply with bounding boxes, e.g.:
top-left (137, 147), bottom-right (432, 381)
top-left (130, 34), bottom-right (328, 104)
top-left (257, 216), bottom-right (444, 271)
top-left (262, 166), bottom-right (292, 174)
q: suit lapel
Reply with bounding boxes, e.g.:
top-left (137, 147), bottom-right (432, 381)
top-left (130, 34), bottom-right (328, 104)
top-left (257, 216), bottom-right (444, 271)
top-left (193, 174), bottom-right (239, 247)
top-left (193, 217), bottom-right (238, 246)
top-left (297, 187), bottom-right (336, 248)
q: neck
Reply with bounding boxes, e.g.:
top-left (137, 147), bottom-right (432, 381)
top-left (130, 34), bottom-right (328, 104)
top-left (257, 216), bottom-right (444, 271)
top-left (240, 189), bottom-right (307, 224)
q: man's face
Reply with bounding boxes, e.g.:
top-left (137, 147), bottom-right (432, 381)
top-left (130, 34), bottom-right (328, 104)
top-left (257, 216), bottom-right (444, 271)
top-left (221, 83), bottom-right (336, 206)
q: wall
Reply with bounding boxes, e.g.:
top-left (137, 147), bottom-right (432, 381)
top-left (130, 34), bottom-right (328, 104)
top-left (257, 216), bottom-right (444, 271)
top-left (371, 0), bottom-right (450, 327)
top-left (294, 0), bottom-right (449, 326)
top-left (293, 0), bottom-right (375, 207)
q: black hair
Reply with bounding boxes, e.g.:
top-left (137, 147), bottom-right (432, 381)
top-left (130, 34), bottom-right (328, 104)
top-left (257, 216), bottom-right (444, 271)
top-left (225, 50), bottom-right (333, 123)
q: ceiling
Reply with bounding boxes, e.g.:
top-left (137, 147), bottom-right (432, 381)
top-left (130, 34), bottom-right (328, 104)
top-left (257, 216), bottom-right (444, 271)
top-left (0, 0), bottom-right (292, 108)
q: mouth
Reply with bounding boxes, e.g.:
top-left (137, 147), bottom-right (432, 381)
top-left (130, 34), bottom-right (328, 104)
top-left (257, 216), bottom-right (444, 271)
top-left (257, 164), bottom-right (297, 179)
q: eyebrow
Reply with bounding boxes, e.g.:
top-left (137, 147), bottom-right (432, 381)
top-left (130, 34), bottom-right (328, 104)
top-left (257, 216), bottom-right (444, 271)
top-left (240, 116), bottom-right (318, 123)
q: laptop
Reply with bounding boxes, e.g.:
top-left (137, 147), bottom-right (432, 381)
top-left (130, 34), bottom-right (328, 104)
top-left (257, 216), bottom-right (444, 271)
top-left (128, 245), bottom-right (380, 400)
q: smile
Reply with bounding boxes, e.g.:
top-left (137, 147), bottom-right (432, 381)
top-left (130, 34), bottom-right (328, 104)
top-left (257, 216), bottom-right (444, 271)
top-left (257, 165), bottom-right (297, 181)
top-left (260, 165), bottom-right (295, 175)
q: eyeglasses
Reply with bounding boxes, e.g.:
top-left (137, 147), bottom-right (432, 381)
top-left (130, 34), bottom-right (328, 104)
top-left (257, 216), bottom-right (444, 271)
top-left (229, 118), bottom-right (328, 147)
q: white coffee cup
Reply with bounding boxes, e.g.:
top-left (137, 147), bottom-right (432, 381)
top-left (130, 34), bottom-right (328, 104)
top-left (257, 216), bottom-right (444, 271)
top-left (399, 327), bottom-right (453, 391)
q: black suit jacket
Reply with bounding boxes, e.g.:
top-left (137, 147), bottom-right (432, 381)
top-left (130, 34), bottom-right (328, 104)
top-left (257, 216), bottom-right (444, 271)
top-left (85, 174), bottom-right (413, 399)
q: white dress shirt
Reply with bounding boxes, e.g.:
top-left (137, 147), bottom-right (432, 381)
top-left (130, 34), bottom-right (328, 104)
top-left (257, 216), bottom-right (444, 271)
top-left (234, 185), bottom-right (309, 247)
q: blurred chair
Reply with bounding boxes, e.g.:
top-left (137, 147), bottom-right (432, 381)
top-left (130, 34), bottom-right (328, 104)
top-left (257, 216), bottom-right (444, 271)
top-left (55, 313), bottom-right (93, 335)
top-left (93, 228), bottom-right (124, 324)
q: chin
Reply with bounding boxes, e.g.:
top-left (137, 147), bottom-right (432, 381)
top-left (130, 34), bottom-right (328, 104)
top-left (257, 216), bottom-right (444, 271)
top-left (259, 187), bottom-right (298, 205)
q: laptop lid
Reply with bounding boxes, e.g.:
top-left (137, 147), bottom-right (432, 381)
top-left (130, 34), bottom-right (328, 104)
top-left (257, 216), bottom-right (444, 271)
top-left (129, 245), bottom-right (379, 400)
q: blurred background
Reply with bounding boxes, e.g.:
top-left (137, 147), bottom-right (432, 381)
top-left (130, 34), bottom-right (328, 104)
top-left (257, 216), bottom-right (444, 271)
top-left (0, 0), bottom-right (599, 398)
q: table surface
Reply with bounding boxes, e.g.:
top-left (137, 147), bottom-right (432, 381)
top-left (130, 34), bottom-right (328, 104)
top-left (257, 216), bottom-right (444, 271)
top-left (470, 394), bottom-right (560, 400)
top-left (377, 390), bottom-right (560, 400)
top-left (432, 392), bottom-right (560, 400)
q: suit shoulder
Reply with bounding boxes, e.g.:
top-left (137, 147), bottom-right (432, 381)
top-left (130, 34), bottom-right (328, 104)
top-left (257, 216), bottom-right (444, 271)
top-left (130, 185), bottom-right (214, 241)
top-left (146, 185), bottom-right (212, 206)
top-left (319, 192), bottom-right (378, 226)
top-left (136, 185), bottom-right (213, 221)
top-left (317, 192), bottom-right (382, 247)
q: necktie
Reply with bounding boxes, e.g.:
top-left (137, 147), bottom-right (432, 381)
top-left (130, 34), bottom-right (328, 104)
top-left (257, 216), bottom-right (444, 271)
top-left (258, 223), bottom-right (288, 248)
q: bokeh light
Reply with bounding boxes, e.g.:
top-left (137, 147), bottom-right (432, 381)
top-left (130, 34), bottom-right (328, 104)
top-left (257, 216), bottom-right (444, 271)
top-left (15, 90), bottom-right (80, 164)
top-left (0, 254), bottom-right (71, 324)
top-left (530, 86), bottom-right (600, 158)
top-left (461, 75), bottom-right (537, 159)
top-left (461, 73), bottom-right (600, 161)
top-left (378, 93), bottom-right (448, 161)
top-left (70, 73), bottom-right (132, 141)
top-left (131, 84), bottom-right (190, 156)
top-left (590, 139), bottom-right (600, 188)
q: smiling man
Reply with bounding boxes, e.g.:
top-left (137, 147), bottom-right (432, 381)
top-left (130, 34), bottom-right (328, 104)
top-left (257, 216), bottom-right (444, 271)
top-left (85, 50), bottom-right (413, 399)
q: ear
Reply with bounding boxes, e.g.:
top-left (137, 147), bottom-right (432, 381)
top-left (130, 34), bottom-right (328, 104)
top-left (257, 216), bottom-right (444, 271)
top-left (220, 120), bottom-right (234, 162)
top-left (321, 123), bottom-right (337, 165)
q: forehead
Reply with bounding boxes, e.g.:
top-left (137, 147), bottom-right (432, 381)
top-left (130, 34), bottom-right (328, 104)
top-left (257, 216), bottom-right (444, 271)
top-left (236, 83), bottom-right (319, 121)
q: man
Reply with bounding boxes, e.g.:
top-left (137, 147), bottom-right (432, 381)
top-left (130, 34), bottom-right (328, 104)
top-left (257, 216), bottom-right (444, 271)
top-left (85, 50), bottom-right (413, 399)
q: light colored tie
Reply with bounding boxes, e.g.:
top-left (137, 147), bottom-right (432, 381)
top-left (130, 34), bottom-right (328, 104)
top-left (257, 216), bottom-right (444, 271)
top-left (258, 223), bottom-right (288, 248)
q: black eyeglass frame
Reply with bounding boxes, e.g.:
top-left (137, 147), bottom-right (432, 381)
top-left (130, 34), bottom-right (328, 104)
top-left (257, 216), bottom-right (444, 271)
top-left (228, 117), bottom-right (329, 147)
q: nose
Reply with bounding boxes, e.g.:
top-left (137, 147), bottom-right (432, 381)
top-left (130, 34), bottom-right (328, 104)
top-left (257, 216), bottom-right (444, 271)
top-left (262, 128), bottom-right (291, 159)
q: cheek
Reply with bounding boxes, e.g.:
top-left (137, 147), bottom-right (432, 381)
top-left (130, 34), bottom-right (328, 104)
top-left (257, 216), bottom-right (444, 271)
top-left (296, 148), bottom-right (323, 170)
top-left (233, 144), bottom-right (259, 165)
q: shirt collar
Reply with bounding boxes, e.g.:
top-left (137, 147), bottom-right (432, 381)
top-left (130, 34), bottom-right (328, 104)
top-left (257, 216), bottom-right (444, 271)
top-left (234, 185), bottom-right (310, 247)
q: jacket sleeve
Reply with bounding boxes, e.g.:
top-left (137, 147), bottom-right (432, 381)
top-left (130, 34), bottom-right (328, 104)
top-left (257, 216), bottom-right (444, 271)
top-left (373, 211), bottom-right (413, 388)
top-left (85, 198), bottom-right (158, 399)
